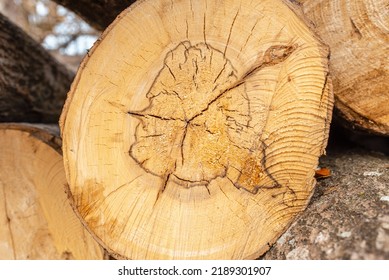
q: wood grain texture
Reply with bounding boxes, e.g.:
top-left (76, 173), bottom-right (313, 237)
top-left (263, 146), bottom-right (389, 259)
top-left (294, 0), bottom-right (389, 135)
top-left (60, 0), bottom-right (333, 259)
top-left (0, 123), bottom-right (104, 259)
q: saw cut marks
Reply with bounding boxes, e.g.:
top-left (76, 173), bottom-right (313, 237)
top-left (60, 0), bottom-right (333, 259)
top-left (297, 0), bottom-right (389, 134)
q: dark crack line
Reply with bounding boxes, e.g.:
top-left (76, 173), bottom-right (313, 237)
top-left (172, 90), bottom-right (183, 101)
top-left (105, 175), bottom-right (143, 201)
top-left (165, 63), bottom-right (176, 80)
top-left (239, 18), bottom-right (260, 59)
top-left (153, 173), bottom-right (172, 205)
top-left (224, 9), bottom-right (240, 56)
top-left (180, 123), bottom-right (189, 166)
top-left (128, 111), bottom-right (185, 122)
top-left (350, 18), bottom-right (362, 39)
top-left (319, 69), bottom-right (329, 107)
top-left (161, 173), bottom-right (171, 193)
top-left (209, 48), bottom-right (213, 66)
top-left (193, 58), bottom-right (199, 74)
top-left (187, 80), bottom-right (245, 123)
top-left (185, 19), bottom-right (189, 39)
top-left (203, 12), bottom-right (207, 45)
top-left (141, 134), bottom-right (164, 138)
top-left (1, 186), bottom-right (16, 259)
top-left (205, 185), bottom-right (211, 195)
top-left (172, 173), bottom-right (210, 187)
top-left (258, 139), bottom-right (282, 189)
top-left (213, 60), bottom-right (228, 84)
top-left (190, 0), bottom-right (194, 18)
top-left (193, 74), bottom-right (199, 90)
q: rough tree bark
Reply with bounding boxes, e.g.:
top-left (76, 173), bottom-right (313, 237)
top-left (262, 143), bottom-right (389, 259)
top-left (0, 13), bottom-right (73, 123)
top-left (60, 0), bottom-right (333, 259)
top-left (293, 0), bottom-right (389, 135)
top-left (0, 123), bottom-right (105, 259)
top-left (52, 0), bottom-right (136, 31)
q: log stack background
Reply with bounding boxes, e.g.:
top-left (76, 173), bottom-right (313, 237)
top-left (0, 0), bottom-right (388, 259)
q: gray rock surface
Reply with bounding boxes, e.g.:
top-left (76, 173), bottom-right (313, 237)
top-left (262, 142), bottom-right (389, 260)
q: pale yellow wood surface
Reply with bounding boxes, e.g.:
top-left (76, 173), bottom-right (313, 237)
top-left (296, 0), bottom-right (389, 134)
top-left (0, 124), bottom-right (104, 260)
top-left (61, 0), bottom-right (333, 259)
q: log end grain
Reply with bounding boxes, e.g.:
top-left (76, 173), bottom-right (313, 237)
top-left (60, 0), bottom-right (333, 259)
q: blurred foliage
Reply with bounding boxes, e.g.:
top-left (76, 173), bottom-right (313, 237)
top-left (0, 0), bottom-right (100, 70)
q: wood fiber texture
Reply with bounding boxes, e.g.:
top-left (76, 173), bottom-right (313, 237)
top-left (61, 0), bottom-right (333, 259)
top-left (0, 124), bottom-right (104, 259)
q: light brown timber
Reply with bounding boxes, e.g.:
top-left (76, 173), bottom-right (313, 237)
top-left (293, 0), bottom-right (389, 135)
top-left (60, 0), bottom-right (333, 259)
top-left (0, 123), bottom-right (104, 259)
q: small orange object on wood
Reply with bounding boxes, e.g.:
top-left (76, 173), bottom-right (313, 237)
top-left (315, 167), bottom-right (331, 179)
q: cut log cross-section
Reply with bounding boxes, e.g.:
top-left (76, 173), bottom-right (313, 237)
top-left (0, 124), bottom-right (104, 260)
top-left (295, 0), bottom-right (389, 135)
top-left (60, 0), bottom-right (333, 259)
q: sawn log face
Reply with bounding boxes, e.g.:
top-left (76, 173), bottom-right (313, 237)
top-left (60, 0), bottom-right (333, 259)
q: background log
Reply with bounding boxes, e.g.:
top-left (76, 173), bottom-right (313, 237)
top-left (0, 13), bottom-right (74, 123)
top-left (292, 0), bottom-right (389, 135)
top-left (0, 123), bottom-right (105, 259)
top-left (52, 0), bottom-right (136, 31)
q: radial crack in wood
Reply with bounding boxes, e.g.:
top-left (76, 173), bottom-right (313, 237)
top-left (60, 0), bottom-right (333, 259)
top-left (0, 124), bottom-right (105, 260)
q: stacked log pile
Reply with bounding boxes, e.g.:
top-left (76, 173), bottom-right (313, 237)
top-left (0, 0), bottom-right (387, 259)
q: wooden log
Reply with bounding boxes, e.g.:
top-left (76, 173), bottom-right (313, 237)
top-left (0, 123), bottom-right (105, 259)
top-left (52, 0), bottom-right (136, 31)
top-left (262, 145), bottom-right (389, 259)
top-left (0, 13), bottom-right (73, 123)
top-left (293, 0), bottom-right (389, 135)
top-left (60, 0), bottom-right (333, 259)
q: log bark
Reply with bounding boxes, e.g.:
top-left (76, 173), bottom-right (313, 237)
top-left (292, 0), bottom-right (389, 135)
top-left (52, 0), bottom-right (135, 31)
top-left (0, 123), bottom-right (105, 259)
top-left (60, 0), bottom-right (333, 259)
top-left (262, 144), bottom-right (389, 259)
top-left (0, 13), bottom-right (73, 123)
